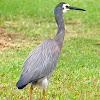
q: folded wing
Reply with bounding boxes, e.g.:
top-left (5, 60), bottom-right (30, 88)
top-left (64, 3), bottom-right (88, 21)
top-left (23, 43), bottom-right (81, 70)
top-left (16, 38), bottom-right (59, 89)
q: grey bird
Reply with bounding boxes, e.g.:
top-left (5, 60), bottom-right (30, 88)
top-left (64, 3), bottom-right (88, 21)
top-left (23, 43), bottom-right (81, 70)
top-left (16, 2), bottom-right (86, 100)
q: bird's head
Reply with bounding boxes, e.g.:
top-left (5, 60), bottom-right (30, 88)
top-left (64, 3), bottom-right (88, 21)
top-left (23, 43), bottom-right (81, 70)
top-left (54, 2), bottom-right (86, 15)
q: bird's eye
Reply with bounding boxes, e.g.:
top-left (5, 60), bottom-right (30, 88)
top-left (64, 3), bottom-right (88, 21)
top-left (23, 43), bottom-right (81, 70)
top-left (66, 6), bottom-right (68, 8)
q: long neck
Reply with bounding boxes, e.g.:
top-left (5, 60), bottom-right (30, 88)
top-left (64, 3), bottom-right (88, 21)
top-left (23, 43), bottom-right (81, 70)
top-left (54, 12), bottom-right (65, 51)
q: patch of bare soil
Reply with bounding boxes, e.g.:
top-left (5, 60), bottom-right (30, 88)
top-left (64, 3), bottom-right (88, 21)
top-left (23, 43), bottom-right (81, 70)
top-left (0, 26), bottom-right (23, 51)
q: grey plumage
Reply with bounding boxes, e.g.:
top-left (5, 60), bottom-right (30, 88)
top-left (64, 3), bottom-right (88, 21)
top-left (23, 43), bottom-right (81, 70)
top-left (16, 3), bottom-right (86, 99)
top-left (16, 39), bottom-right (60, 89)
top-left (16, 3), bottom-right (66, 89)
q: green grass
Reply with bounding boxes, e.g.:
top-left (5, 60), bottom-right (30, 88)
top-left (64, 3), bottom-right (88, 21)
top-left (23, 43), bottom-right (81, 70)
top-left (0, 0), bottom-right (100, 100)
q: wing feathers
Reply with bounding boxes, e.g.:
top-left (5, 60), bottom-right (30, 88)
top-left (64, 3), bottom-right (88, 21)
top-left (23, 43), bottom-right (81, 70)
top-left (16, 39), bottom-right (59, 89)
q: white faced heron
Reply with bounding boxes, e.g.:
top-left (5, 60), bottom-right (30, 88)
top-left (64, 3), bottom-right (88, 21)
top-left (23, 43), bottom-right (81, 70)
top-left (16, 2), bottom-right (86, 100)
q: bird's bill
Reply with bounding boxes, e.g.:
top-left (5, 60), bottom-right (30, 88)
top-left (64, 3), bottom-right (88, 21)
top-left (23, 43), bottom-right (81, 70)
top-left (68, 6), bottom-right (86, 11)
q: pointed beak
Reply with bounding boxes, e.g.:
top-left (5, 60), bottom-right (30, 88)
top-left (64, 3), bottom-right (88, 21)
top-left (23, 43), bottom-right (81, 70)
top-left (68, 6), bottom-right (86, 11)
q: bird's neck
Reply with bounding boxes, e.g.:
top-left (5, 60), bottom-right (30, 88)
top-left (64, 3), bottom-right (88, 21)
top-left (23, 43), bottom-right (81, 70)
top-left (54, 13), bottom-right (65, 51)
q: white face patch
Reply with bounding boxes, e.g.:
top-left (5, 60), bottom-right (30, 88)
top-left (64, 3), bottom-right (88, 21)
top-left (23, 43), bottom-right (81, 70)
top-left (62, 4), bottom-right (70, 13)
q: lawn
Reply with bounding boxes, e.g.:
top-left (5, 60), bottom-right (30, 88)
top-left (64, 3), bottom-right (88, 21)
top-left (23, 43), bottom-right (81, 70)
top-left (0, 0), bottom-right (100, 100)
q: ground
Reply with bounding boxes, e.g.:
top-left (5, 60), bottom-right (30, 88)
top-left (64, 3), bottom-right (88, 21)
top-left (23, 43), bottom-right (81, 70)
top-left (0, 0), bottom-right (100, 100)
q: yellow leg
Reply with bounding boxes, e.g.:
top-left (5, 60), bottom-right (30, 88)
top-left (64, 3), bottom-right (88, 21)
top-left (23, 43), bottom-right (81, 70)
top-left (29, 84), bottom-right (33, 100)
top-left (43, 89), bottom-right (45, 100)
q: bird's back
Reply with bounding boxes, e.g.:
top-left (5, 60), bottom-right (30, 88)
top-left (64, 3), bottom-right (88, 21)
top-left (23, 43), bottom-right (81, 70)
top-left (16, 38), bottom-right (60, 89)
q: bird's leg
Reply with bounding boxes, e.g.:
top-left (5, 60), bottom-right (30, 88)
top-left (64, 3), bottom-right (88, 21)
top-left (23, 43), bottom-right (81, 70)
top-left (43, 89), bottom-right (45, 100)
top-left (29, 84), bottom-right (33, 100)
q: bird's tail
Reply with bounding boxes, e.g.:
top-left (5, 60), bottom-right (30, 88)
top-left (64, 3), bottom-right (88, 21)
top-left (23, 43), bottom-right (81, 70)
top-left (16, 69), bottom-right (39, 89)
top-left (16, 73), bottom-right (32, 89)
top-left (16, 80), bottom-right (28, 89)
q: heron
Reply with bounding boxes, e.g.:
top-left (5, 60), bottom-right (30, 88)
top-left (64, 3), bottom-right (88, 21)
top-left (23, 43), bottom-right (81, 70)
top-left (16, 2), bottom-right (86, 100)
